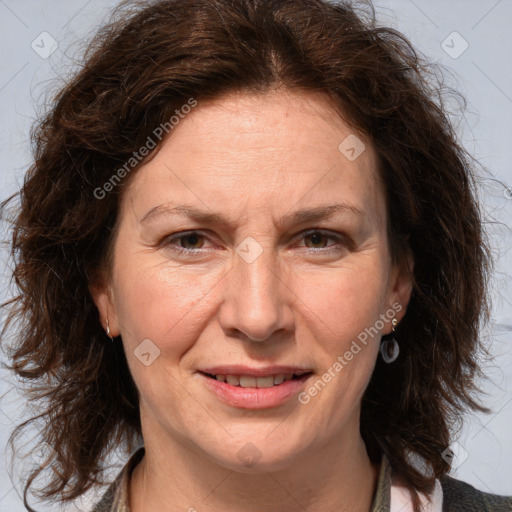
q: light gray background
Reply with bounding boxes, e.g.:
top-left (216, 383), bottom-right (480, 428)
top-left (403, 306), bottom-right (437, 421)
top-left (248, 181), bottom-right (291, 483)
top-left (0, 0), bottom-right (511, 510)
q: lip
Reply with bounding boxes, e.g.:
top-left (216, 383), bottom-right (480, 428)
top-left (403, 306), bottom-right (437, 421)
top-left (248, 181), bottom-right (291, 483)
top-left (199, 365), bottom-right (312, 377)
top-left (197, 366), bottom-right (314, 409)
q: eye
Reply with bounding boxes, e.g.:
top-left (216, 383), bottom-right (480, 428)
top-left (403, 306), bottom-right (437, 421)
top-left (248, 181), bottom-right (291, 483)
top-left (296, 229), bottom-right (348, 252)
top-left (163, 231), bottom-right (212, 254)
top-left (161, 229), bottom-right (349, 256)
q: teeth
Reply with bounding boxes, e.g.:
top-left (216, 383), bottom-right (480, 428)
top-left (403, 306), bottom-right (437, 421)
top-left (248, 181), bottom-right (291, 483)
top-left (239, 376), bottom-right (257, 387)
top-left (226, 375), bottom-right (240, 386)
top-left (255, 376), bottom-right (274, 388)
top-left (214, 373), bottom-right (306, 387)
top-left (273, 374), bottom-right (285, 385)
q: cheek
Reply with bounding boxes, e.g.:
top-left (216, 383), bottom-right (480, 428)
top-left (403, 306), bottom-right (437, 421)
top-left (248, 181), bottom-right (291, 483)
top-left (113, 260), bottom-right (219, 356)
top-left (294, 261), bottom-right (389, 347)
top-left (112, 263), bottom-right (219, 409)
top-left (294, 266), bottom-right (386, 425)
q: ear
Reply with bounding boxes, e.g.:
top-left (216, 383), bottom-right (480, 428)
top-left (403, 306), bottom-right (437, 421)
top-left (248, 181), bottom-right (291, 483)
top-left (384, 248), bottom-right (414, 334)
top-left (88, 268), bottom-right (121, 337)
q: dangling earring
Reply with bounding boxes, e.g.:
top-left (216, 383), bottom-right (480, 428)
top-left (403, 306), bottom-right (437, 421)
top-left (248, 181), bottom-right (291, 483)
top-left (106, 317), bottom-right (114, 342)
top-left (380, 317), bottom-right (399, 363)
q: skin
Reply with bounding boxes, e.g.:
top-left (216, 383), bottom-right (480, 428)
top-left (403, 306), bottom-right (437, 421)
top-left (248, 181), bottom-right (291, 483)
top-left (91, 88), bottom-right (413, 512)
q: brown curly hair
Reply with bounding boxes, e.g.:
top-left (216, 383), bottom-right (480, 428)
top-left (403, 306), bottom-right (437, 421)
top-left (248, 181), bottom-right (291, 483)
top-left (1, 0), bottom-right (493, 510)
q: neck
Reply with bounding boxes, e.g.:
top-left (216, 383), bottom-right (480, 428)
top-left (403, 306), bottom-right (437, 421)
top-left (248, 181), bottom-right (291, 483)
top-left (129, 422), bottom-right (380, 512)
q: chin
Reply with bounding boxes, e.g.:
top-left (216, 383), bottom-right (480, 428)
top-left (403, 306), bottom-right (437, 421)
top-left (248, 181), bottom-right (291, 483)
top-left (202, 438), bottom-right (304, 473)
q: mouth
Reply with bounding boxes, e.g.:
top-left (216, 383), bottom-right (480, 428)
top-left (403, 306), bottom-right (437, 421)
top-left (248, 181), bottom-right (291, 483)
top-left (199, 371), bottom-right (313, 388)
top-left (198, 368), bottom-right (314, 409)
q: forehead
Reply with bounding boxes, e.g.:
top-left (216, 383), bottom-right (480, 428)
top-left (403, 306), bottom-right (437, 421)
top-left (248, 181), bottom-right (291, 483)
top-left (121, 89), bottom-right (386, 230)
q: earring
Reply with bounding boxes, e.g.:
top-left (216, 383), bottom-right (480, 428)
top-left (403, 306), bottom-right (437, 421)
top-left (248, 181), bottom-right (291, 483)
top-left (106, 317), bottom-right (114, 341)
top-left (380, 317), bottom-right (399, 363)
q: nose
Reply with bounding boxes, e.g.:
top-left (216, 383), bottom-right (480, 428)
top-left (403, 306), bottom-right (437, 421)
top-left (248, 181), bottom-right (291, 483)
top-left (218, 243), bottom-right (295, 343)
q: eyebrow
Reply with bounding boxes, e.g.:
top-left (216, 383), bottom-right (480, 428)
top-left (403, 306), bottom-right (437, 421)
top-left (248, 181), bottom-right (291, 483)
top-left (139, 202), bottom-right (364, 229)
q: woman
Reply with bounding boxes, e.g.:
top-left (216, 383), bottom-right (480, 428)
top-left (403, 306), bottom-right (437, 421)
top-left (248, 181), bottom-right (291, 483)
top-left (2, 0), bottom-right (511, 511)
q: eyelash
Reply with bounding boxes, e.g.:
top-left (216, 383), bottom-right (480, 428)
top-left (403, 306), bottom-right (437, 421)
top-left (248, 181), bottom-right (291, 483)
top-left (162, 229), bottom-right (349, 256)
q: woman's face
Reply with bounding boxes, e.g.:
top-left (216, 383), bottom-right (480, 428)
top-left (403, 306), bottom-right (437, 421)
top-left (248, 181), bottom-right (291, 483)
top-left (92, 89), bottom-right (412, 471)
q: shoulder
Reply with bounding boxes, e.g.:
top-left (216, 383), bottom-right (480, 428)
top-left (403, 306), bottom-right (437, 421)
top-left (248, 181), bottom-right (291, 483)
top-left (439, 474), bottom-right (512, 511)
top-left (90, 481), bottom-right (117, 512)
top-left (91, 446), bottom-right (145, 512)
